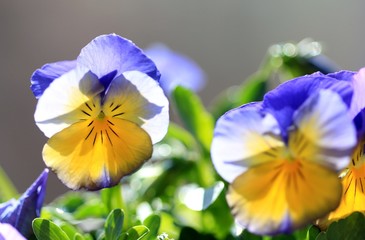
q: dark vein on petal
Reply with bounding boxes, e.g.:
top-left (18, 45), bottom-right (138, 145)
top-left (85, 103), bottom-right (92, 111)
top-left (105, 130), bottom-right (113, 146)
top-left (344, 176), bottom-right (353, 195)
top-left (111, 104), bottom-right (121, 112)
top-left (112, 112), bottom-right (125, 117)
top-left (93, 133), bottom-right (98, 146)
top-left (85, 127), bottom-right (94, 140)
top-left (82, 110), bottom-right (91, 116)
top-left (108, 126), bottom-right (119, 138)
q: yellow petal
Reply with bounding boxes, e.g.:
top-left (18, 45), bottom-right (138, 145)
top-left (227, 160), bottom-right (341, 235)
top-left (43, 117), bottom-right (152, 190)
top-left (317, 141), bottom-right (365, 228)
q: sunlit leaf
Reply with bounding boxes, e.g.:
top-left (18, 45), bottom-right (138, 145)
top-left (105, 209), bottom-right (124, 240)
top-left (32, 218), bottom-right (70, 240)
top-left (124, 225), bottom-right (149, 240)
top-left (52, 193), bottom-right (86, 213)
top-left (73, 199), bottom-right (108, 220)
top-left (166, 122), bottom-right (198, 151)
top-left (143, 214), bottom-right (160, 240)
top-left (171, 86), bottom-right (214, 152)
top-left (60, 221), bottom-right (82, 239)
top-left (178, 181), bottom-right (224, 211)
top-left (306, 225), bottom-right (320, 240)
top-left (142, 158), bottom-right (196, 202)
top-left (101, 185), bottom-right (124, 213)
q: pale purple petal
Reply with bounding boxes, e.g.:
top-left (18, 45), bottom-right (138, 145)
top-left (145, 43), bottom-right (206, 95)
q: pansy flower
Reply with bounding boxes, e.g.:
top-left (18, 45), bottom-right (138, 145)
top-left (318, 68), bottom-right (365, 227)
top-left (144, 43), bottom-right (206, 95)
top-left (0, 169), bottom-right (48, 238)
top-left (31, 34), bottom-right (169, 190)
top-left (211, 72), bottom-right (357, 235)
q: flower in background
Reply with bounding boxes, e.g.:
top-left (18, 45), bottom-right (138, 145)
top-left (0, 223), bottom-right (26, 240)
top-left (0, 169), bottom-right (48, 238)
top-left (31, 34), bottom-right (169, 190)
top-left (318, 67), bottom-right (365, 227)
top-left (144, 43), bottom-right (206, 95)
top-left (211, 72), bottom-right (357, 235)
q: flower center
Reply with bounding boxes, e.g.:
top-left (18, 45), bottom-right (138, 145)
top-left (97, 111), bottom-right (106, 120)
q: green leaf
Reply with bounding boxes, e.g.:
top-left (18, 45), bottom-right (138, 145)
top-left (124, 225), bottom-right (149, 240)
top-left (101, 184), bottom-right (124, 213)
top-left (306, 225), bottom-right (320, 240)
top-left (0, 165), bottom-right (18, 201)
top-left (171, 86), bottom-right (214, 152)
top-left (179, 181), bottom-right (225, 211)
top-left (315, 232), bottom-right (326, 240)
top-left (60, 222), bottom-right (82, 239)
top-left (210, 73), bottom-right (267, 120)
top-left (165, 122), bottom-right (198, 151)
top-left (105, 209), bottom-right (124, 240)
top-left (51, 192), bottom-right (86, 213)
top-left (73, 233), bottom-right (85, 240)
top-left (32, 218), bottom-right (70, 240)
top-left (73, 199), bottom-right (108, 219)
top-left (143, 214), bottom-right (161, 240)
top-left (318, 212), bottom-right (365, 240)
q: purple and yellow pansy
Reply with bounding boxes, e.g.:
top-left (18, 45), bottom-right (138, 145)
top-left (31, 34), bottom-right (169, 190)
top-left (211, 71), bottom-right (359, 235)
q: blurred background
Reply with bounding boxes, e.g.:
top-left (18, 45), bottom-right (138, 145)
top-left (1, 0), bottom-right (365, 202)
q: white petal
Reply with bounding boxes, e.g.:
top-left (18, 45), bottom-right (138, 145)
top-left (34, 67), bottom-right (104, 137)
top-left (104, 71), bottom-right (169, 144)
top-left (211, 105), bottom-right (284, 183)
top-left (292, 89), bottom-right (357, 170)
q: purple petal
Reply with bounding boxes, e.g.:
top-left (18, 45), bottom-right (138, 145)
top-left (262, 72), bottom-right (353, 141)
top-left (145, 43), bottom-right (206, 95)
top-left (349, 68), bottom-right (365, 118)
top-left (77, 34), bottom-right (160, 89)
top-left (0, 169), bottom-right (48, 237)
top-left (30, 60), bottom-right (76, 98)
top-left (0, 223), bottom-right (26, 240)
top-left (327, 70), bottom-right (356, 82)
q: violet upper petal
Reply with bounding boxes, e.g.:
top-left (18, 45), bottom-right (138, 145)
top-left (77, 34), bottom-right (160, 89)
top-left (262, 72), bottom-right (353, 141)
top-left (30, 60), bottom-right (76, 98)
